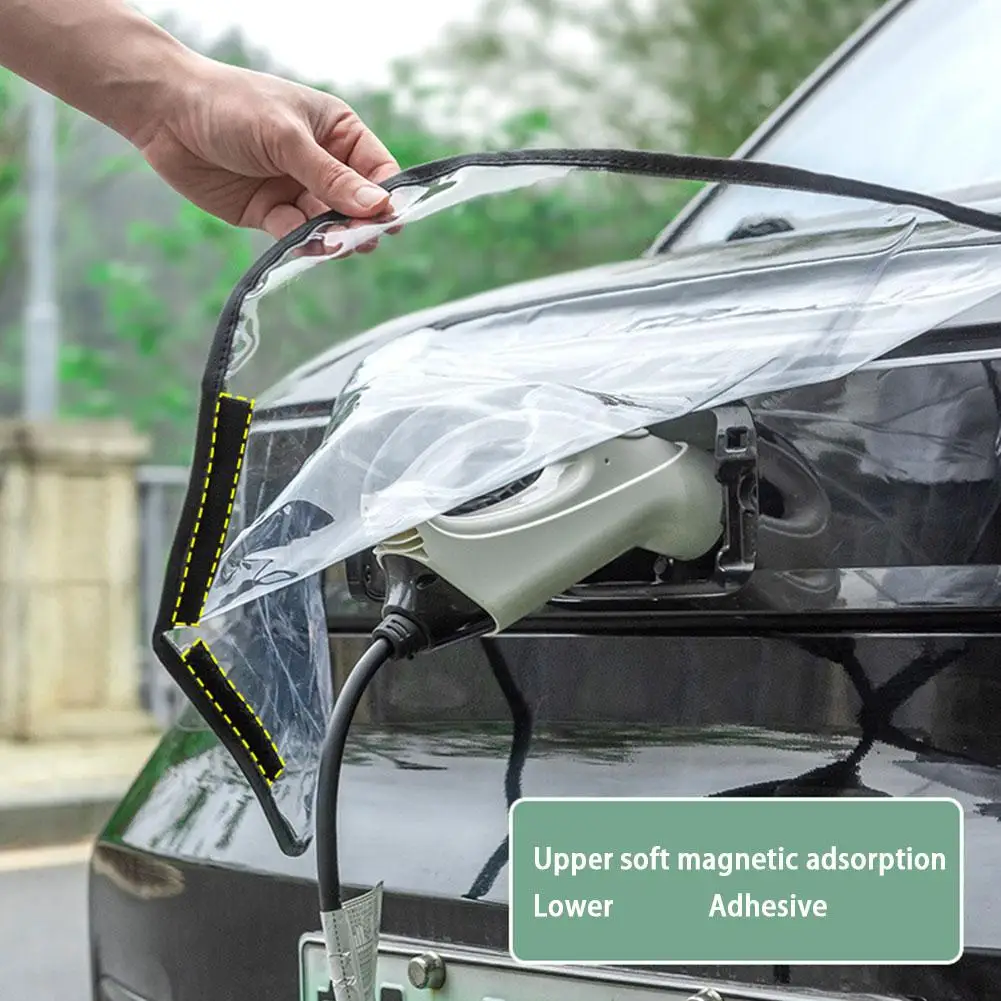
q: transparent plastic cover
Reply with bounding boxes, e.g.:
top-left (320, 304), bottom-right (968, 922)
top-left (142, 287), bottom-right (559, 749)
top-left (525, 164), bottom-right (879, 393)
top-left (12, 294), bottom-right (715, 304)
top-left (162, 160), bottom-right (1001, 849)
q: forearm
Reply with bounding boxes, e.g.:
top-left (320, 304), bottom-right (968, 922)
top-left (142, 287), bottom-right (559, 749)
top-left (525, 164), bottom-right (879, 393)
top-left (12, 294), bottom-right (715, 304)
top-left (0, 0), bottom-right (200, 145)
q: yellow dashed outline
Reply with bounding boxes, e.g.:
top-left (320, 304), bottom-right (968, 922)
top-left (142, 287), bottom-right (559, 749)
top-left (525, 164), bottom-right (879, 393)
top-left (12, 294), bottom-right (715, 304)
top-left (181, 639), bottom-right (285, 784)
top-left (169, 390), bottom-right (285, 785)
top-left (171, 391), bottom-right (254, 629)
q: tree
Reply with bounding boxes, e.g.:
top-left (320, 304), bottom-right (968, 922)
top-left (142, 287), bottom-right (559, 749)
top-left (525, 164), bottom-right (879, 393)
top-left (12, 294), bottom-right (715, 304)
top-left (393, 0), bottom-right (883, 155)
top-left (61, 201), bottom-right (261, 462)
top-left (672, 0), bottom-right (884, 155)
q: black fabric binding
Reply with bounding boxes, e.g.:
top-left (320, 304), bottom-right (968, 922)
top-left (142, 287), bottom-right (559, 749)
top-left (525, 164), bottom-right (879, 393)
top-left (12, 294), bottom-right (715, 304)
top-left (151, 146), bottom-right (1001, 855)
top-left (180, 639), bottom-right (285, 784)
top-left (150, 628), bottom-right (304, 852)
top-left (171, 393), bottom-right (254, 629)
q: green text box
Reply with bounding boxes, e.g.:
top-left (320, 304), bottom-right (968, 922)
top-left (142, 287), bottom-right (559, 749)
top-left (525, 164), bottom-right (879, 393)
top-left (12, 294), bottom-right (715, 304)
top-left (509, 797), bottom-right (962, 965)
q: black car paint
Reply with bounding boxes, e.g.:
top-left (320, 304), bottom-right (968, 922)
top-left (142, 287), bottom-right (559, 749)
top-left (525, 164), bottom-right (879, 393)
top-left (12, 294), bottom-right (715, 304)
top-left (90, 330), bottom-right (1001, 1001)
top-left (90, 267), bottom-right (1001, 1001)
top-left (91, 257), bottom-right (1001, 998)
top-left (91, 612), bottom-right (1001, 1000)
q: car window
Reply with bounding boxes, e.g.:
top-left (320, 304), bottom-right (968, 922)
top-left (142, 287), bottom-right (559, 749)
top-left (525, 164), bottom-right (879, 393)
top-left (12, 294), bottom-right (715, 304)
top-left (673, 0), bottom-right (1001, 248)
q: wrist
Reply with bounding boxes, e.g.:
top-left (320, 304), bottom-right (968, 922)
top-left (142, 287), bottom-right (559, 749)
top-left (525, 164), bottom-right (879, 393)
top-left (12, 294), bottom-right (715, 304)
top-left (0, 0), bottom-right (207, 148)
top-left (121, 43), bottom-right (209, 149)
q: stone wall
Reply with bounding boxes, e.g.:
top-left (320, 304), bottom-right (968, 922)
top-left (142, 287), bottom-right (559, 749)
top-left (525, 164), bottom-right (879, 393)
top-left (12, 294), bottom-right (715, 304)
top-left (0, 420), bottom-right (155, 740)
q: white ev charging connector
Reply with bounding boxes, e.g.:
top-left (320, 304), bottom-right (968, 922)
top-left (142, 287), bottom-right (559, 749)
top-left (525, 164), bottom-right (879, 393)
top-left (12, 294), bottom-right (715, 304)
top-left (375, 428), bottom-right (724, 633)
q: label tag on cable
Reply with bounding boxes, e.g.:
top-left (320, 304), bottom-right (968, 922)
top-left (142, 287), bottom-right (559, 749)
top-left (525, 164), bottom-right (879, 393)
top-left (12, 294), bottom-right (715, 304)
top-left (320, 882), bottom-right (384, 1001)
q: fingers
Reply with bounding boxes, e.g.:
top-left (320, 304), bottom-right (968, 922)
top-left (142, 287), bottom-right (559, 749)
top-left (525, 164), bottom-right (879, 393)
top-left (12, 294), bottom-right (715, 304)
top-left (295, 190), bottom-right (333, 221)
top-left (257, 101), bottom-right (403, 242)
top-left (261, 202), bottom-right (308, 240)
top-left (275, 124), bottom-right (393, 219)
top-left (326, 111), bottom-right (400, 188)
top-left (295, 191), bottom-right (381, 253)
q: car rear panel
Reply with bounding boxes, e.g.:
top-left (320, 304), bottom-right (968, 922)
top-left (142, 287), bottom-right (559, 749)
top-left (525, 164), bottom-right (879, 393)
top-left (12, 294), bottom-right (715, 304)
top-left (91, 630), bottom-right (1001, 1001)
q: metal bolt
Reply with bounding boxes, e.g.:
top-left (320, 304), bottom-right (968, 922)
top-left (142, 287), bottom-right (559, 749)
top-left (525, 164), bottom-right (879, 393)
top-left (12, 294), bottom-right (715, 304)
top-left (407, 952), bottom-right (446, 990)
top-left (687, 990), bottom-right (724, 1001)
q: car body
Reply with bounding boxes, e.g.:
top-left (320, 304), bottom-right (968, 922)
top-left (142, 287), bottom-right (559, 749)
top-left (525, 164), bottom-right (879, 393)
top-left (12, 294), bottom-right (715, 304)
top-left (89, 0), bottom-right (1001, 999)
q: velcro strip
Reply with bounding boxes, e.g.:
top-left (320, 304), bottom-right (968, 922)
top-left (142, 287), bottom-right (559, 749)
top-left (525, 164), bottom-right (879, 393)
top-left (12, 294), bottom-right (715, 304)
top-left (171, 392), bottom-right (253, 628)
top-left (181, 639), bottom-right (285, 784)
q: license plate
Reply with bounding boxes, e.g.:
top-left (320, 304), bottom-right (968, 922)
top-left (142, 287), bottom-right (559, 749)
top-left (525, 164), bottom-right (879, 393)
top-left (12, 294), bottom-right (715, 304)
top-left (299, 934), bottom-right (890, 1001)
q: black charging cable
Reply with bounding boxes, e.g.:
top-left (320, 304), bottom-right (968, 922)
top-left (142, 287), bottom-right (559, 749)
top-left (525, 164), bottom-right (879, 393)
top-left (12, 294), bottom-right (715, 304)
top-left (316, 550), bottom-right (495, 916)
top-left (315, 612), bottom-right (427, 913)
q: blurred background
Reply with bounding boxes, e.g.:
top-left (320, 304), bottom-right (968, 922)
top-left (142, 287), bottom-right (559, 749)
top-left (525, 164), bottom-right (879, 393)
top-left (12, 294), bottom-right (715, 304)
top-left (0, 0), bottom-right (883, 995)
top-left (0, 0), bottom-right (885, 456)
top-left (0, 0), bottom-right (885, 846)
top-left (0, 0), bottom-right (888, 674)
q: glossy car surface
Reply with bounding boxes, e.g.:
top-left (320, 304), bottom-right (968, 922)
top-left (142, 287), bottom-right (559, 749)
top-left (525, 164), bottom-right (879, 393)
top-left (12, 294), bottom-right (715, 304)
top-left (90, 1), bottom-right (1001, 999)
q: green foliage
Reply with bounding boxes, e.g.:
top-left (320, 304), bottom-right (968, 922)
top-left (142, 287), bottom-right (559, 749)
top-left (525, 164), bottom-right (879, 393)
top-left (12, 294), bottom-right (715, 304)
top-left (58, 45), bottom-right (702, 462)
top-left (64, 199), bottom-right (259, 462)
top-left (673, 0), bottom-right (883, 155)
top-left (62, 98), bottom-right (697, 462)
top-left (398, 0), bottom-right (883, 154)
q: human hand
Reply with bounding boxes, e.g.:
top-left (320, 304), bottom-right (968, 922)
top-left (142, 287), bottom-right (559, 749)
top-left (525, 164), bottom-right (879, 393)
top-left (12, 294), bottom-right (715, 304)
top-left (134, 53), bottom-right (400, 241)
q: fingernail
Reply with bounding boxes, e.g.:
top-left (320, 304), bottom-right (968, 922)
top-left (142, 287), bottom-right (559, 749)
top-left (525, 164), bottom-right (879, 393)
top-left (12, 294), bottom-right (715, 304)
top-left (354, 185), bottom-right (386, 209)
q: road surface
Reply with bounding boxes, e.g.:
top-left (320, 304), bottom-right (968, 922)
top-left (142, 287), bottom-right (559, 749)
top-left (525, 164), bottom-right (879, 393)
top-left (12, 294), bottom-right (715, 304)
top-left (0, 843), bottom-right (93, 1000)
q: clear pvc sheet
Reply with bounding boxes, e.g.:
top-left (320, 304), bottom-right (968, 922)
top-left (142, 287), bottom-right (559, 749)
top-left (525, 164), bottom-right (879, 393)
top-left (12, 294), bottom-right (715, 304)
top-left (162, 158), bottom-right (1001, 851)
top-left (205, 216), bottom-right (1001, 621)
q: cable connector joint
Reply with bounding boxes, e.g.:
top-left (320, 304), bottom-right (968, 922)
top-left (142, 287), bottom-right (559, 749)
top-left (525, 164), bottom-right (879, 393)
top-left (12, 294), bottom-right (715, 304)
top-left (371, 612), bottom-right (428, 659)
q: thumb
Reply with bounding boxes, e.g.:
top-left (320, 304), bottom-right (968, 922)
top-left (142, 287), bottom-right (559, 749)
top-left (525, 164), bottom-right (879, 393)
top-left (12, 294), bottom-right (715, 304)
top-left (278, 128), bottom-right (391, 217)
